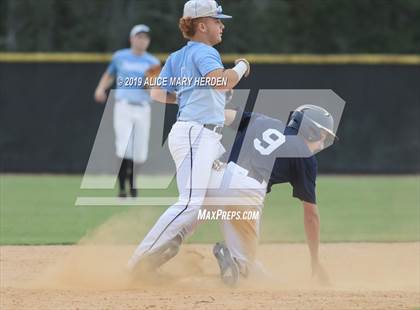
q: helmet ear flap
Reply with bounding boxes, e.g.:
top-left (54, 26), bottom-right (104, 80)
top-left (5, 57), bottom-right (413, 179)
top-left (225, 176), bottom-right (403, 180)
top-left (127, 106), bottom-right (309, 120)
top-left (287, 111), bottom-right (303, 131)
top-left (288, 105), bottom-right (336, 143)
top-left (289, 112), bottom-right (322, 142)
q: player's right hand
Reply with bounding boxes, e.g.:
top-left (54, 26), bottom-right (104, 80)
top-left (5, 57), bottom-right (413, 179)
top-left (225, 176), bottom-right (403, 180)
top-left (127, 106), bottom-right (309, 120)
top-left (94, 88), bottom-right (107, 104)
top-left (234, 58), bottom-right (250, 77)
top-left (311, 260), bottom-right (331, 286)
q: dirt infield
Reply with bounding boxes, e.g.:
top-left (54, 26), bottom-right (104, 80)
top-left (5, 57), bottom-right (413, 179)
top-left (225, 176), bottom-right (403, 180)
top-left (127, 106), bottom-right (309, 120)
top-left (1, 243), bottom-right (419, 310)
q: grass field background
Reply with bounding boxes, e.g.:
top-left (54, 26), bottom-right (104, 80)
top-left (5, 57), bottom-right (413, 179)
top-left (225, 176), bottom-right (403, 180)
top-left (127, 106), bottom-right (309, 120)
top-left (0, 174), bottom-right (419, 245)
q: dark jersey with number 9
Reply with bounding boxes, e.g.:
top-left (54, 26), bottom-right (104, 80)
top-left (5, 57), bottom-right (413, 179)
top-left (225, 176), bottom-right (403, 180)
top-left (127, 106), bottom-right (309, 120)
top-left (227, 112), bottom-right (318, 204)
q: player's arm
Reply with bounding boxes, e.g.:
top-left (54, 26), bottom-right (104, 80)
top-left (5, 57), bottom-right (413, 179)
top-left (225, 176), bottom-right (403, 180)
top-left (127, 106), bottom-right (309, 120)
top-left (150, 87), bottom-right (177, 104)
top-left (94, 71), bottom-right (115, 104)
top-left (302, 201), bottom-right (330, 285)
top-left (302, 201), bottom-right (321, 263)
top-left (150, 56), bottom-right (177, 104)
top-left (224, 109), bottom-right (237, 126)
top-left (206, 58), bottom-right (250, 90)
top-left (224, 107), bottom-right (255, 130)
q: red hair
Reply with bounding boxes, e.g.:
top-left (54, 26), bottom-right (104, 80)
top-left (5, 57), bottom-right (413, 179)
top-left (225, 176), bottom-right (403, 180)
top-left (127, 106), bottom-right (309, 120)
top-left (179, 17), bottom-right (206, 39)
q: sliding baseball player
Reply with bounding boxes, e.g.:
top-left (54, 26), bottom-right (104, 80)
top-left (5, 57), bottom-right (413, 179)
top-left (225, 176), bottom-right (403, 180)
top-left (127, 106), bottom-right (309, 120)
top-left (205, 105), bottom-right (335, 286)
top-left (129, 104), bottom-right (335, 288)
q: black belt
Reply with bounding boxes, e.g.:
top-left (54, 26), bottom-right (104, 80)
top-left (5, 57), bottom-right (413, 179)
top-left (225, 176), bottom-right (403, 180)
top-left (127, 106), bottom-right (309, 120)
top-left (126, 100), bottom-right (147, 106)
top-left (178, 121), bottom-right (223, 134)
top-left (204, 124), bottom-right (223, 134)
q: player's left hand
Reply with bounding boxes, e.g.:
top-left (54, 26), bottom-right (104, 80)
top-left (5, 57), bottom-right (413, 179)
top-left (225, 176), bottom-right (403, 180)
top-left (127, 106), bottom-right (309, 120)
top-left (311, 260), bottom-right (331, 286)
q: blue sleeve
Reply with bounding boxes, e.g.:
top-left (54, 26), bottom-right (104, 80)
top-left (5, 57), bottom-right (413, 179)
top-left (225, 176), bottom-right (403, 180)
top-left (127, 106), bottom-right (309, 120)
top-left (290, 157), bottom-right (317, 204)
top-left (106, 52), bottom-right (118, 76)
top-left (194, 46), bottom-right (224, 76)
top-left (159, 56), bottom-right (175, 92)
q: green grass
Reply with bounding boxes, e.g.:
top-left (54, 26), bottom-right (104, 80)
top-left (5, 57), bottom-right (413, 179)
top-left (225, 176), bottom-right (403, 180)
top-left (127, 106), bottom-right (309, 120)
top-left (0, 174), bottom-right (419, 245)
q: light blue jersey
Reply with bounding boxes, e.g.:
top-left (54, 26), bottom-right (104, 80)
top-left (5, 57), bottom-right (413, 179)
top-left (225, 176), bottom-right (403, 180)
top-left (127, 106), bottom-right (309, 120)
top-left (107, 48), bottom-right (160, 104)
top-left (159, 41), bottom-right (226, 125)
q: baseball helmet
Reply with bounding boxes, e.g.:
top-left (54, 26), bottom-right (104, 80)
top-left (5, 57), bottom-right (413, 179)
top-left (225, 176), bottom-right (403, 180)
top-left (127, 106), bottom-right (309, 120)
top-left (286, 105), bottom-right (338, 142)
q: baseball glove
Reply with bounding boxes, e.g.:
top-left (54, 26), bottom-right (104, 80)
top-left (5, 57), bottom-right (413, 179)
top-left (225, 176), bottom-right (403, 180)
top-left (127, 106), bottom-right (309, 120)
top-left (144, 64), bottom-right (161, 88)
top-left (146, 65), bottom-right (161, 78)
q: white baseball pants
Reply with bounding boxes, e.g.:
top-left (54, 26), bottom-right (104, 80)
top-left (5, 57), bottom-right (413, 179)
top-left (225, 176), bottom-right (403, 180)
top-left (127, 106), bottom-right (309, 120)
top-left (128, 121), bottom-right (225, 269)
top-left (113, 100), bottom-right (151, 163)
top-left (202, 162), bottom-right (267, 275)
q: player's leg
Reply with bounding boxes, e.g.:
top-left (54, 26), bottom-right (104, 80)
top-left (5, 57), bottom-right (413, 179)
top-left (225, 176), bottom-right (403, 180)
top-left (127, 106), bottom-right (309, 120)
top-left (128, 123), bottom-right (224, 270)
top-left (175, 167), bottom-right (226, 240)
top-left (211, 163), bottom-right (266, 281)
top-left (130, 104), bottom-right (151, 197)
top-left (113, 101), bottom-right (135, 197)
top-left (128, 124), bottom-right (224, 261)
top-left (117, 159), bottom-right (128, 197)
top-left (219, 205), bottom-right (261, 276)
top-left (213, 240), bottom-right (240, 286)
top-left (130, 234), bottom-right (183, 275)
top-left (125, 158), bottom-right (135, 196)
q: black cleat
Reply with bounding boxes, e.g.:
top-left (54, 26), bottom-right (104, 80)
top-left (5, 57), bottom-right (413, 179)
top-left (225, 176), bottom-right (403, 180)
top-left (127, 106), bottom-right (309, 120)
top-left (130, 188), bottom-right (138, 198)
top-left (213, 242), bottom-right (239, 287)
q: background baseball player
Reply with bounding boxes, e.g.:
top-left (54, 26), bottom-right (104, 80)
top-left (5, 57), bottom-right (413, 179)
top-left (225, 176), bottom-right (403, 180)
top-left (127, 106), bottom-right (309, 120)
top-left (94, 24), bottom-right (160, 197)
top-left (127, 0), bottom-right (251, 272)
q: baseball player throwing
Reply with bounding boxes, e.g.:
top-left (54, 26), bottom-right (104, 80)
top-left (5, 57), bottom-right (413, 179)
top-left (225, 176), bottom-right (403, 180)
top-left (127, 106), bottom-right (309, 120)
top-left (127, 0), bottom-right (251, 272)
top-left (94, 24), bottom-right (160, 198)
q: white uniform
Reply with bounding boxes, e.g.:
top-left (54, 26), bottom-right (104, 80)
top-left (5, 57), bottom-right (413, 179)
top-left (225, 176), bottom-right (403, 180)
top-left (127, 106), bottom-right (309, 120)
top-left (107, 49), bottom-right (159, 163)
top-left (128, 122), bottom-right (225, 268)
top-left (204, 162), bottom-right (266, 274)
top-left (128, 39), bottom-right (229, 268)
top-left (113, 100), bottom-right (150, 163)
top-left (128, 0), bottom-right (237, 269)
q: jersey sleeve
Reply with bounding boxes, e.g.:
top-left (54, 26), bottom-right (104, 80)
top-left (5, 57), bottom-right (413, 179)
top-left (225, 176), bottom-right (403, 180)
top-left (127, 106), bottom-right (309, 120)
top-left (159, 55), bottom-right (175, 92)
top-left (290, 157), bottom-right (317, 204)
top-left (106, 52), bottom-right (118, 76)
top-left (194, 46), bottom-right (224, 76)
